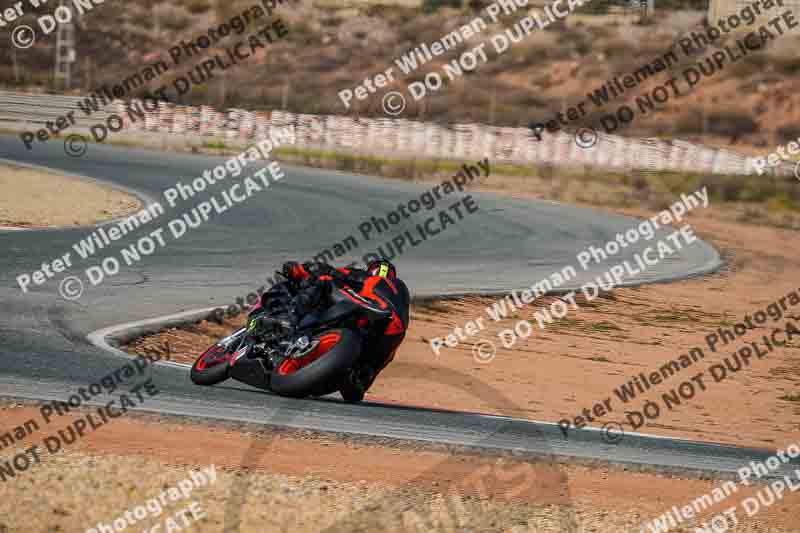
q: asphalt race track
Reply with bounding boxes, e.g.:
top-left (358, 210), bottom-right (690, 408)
top-left (2, 133), bottom-right (795, 478)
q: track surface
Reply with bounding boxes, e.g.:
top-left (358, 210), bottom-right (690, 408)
top-left (3, 134), bottom-right (793, 478)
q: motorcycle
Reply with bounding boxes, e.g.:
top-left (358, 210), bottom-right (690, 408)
top-left (189, 271), bottom-right (392, 403)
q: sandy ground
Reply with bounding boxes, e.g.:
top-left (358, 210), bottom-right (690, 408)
top-left (7, 168), bottom-right (800, 532)
top-left (126, 191), bottom-right (800, 450)
top-left (0, 163), bottom-right (141, 228)
top-left (0, 403), bottom-right (798, 533)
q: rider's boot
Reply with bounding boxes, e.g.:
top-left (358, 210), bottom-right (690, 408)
top-left (340, 365), bottom-right (377, 403)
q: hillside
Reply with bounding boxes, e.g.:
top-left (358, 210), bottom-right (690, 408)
top-left (2, 0), bottom-right (799, 150)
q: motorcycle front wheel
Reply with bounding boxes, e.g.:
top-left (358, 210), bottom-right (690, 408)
top-left (190, 327), bottom-right (247, 386)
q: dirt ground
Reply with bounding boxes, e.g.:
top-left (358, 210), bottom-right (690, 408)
top-left (0, 163), bottom-right (141, 228)
top-left (126, 184), bottom-right (800, 450)
top-left (8, 164), bottom-right (800, 532)
top-left (0, 403), bottom-right (798, 533)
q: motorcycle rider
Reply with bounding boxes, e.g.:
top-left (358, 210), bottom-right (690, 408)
top-left (279, 258), bottom-right (410, 398)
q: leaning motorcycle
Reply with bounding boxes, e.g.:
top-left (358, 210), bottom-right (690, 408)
top-left (189, 272), bottom-right (391, 403)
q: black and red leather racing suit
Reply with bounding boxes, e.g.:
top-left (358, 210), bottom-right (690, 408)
top-left (285, 262), bottom-right (409, 382)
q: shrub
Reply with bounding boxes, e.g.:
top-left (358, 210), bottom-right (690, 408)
top-left (154, 5), bottom-right (192, 32)
top-left (184, 0), bottom-right (211, 14)
top-left (422, 0), bottom-right (462, 13)
top-left (706, 112), bottom-right (759, 136)
top-left (576, 0), bottom-right (611, 14)
top-left (775, 57), bottom-right (800, 76)
top-left (674, 106), bottom-right (704, 135)
top-left (729, 54), bottom-right (769, 77)
top-left (777, 125), bottom-right (800, 143)
top-left (652, 0), bottom-right (706, 9)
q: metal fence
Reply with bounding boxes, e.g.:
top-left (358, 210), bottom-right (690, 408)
top-left (0, 90), bottom-right (794, 178)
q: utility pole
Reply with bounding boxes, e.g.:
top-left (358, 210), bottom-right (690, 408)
top-left (215, 0), bottom-right (227, 106)
top-left (281, 79), bottom-right (289, 109)
top-left (83, 56), bottom-right (93, 93)
top-left (53, 0), bottom-right (76, 90)
top-left (488, 88), bottom-right (496, 125)
top-left (12, 46), bottom-right (20, 84)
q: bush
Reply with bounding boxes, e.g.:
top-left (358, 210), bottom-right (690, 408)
top-left (674, 106), bottom-right (704, 135)
top-left (777, 125), bottom-right (800, 143)
top-left (184, 0), bottom-right (211, 14)
top-left (706, 112), bottom-right (759, 136)
top-left (654, 0), bottom-right (708, 10)
top-left (154, 5), bottom-right (192, 32)
top-left (776, 57), bottom-right (800, 76)
top-left (576, 0), bottom-right (611, 14)
top-left (422, 0), bottom-right (462, 13)
top-left (729, 54), bottom-right (769, 77)
top-left (577, 0), bottom-right (706, 11)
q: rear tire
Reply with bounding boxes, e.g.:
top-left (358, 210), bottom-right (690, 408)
top-left (190, 343), bottom-right (232, 386)
top-left (269, 329), bottom-right (361, 398)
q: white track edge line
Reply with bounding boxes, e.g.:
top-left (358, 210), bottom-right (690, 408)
top-left (86, 309), bottom-right (706, 446)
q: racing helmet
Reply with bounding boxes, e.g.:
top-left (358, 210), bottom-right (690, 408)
top-left (366, 259), bottom-right (397, 280)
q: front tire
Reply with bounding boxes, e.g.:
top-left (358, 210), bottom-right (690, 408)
top-left (190, 343), bottom-right (232, 386)
top-left (269, 329), bottom-right (361, 398)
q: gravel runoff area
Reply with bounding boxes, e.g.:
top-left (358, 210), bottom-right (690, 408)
top-left (0, 448), bottom-right (618, 533)
top-left (126, 205), bottom-right (800, 449)
top-left (0, 163), bottom-right (141, 228)
top-left (1, 401), bottom-right (799, 533)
